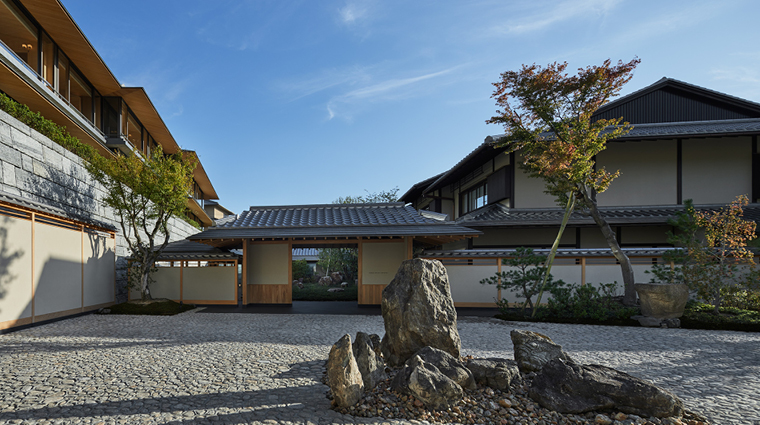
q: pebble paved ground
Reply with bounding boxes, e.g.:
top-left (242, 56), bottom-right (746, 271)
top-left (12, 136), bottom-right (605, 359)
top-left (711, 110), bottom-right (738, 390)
top-left (0, 309), bottom-right (758, 425)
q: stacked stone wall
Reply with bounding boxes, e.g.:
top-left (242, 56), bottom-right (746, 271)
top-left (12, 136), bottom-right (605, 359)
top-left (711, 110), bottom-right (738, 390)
top-left (0, 109), bottom-right (198, 302)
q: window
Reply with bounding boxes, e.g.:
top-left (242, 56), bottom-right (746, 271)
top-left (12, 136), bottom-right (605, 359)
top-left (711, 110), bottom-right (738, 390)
top-left (70, 68), bottom-right (93, 121)
top-left (0, 0), bottom-right (38, 72)
top-left (56, 51), bottom-right (69, 100)
top-left (460, 181), bottom-right (487, 216)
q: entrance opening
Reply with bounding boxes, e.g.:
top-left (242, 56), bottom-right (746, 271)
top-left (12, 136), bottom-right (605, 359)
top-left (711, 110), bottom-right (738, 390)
top-left (292, 247), bottom-right (358, 301)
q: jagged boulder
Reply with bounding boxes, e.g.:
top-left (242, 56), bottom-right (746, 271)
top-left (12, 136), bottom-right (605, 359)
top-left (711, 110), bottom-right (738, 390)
top-left (529, 358), bottom-right (684, 418)
top-left (392, 346), bottom-right (475, 391)
top-left (511, 329), bottom-right (572, 373)
top-left (465, 358), bottom-right (521, 391)
top-left (381, 259), bottom-right (461, 366)
top-left (353, 332), bottom-right (386, 390)
top-left (326, 334), bottom-right (364, 407)
top-left (318, 276), bottom-right (333, 286)
top-left (391, 355), bottom-right (463, 410)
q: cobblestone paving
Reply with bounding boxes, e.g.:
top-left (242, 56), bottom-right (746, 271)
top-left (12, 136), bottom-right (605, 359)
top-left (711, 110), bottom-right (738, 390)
top-left (0, 310), bottom-right (758, 425)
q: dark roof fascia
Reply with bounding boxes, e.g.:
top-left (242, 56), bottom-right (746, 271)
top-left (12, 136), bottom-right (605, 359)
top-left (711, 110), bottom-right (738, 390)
top-left (594, 77), bottom-right (760, 119)
top-left (188, 224), bottom-right (482, 240)
top-left (422, 137), bottom-right (509, 196)
top-left (399, 173), bottom-right (444, 203)
top-left (422, 247), bottom-right (681, 259)
top-left (246, 202), bottom-right (406, 211)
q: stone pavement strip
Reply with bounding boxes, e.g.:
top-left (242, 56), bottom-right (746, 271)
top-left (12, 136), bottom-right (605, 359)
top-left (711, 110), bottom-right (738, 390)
top-left (0, 309), bottom-right (758, 425)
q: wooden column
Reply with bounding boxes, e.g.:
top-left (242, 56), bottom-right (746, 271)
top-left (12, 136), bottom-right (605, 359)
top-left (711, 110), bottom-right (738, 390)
top-left (179, 261), bottom-right (184, 304)
top-left (242, 240), bottom-right (248, 305)
top-left (580, 257), bottom-right (586, 286)
top-left (357, 240), bottom-right (364, 304)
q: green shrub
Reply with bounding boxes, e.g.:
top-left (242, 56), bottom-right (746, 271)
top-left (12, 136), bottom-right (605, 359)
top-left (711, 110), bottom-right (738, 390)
top-left (722, 289), bottom-right (760, 312)
top-left (542, 282), bottom-right (638, 322)
top-left (681, 300), bottom-right (760, 332)
top-left (292, 259), bottom-right (315, 283)
top-left (480, 247), bottom-right (564, 314)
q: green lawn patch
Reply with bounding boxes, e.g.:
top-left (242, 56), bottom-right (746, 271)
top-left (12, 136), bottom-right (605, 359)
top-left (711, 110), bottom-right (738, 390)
top-left (292, 283), bottom-right (358, 301)
top-left (105, 299), bottom-right (196, 316)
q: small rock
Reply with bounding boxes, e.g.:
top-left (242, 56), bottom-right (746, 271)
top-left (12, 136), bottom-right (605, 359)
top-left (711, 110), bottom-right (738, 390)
top-left (595, 414), bottom-right (612, 425)
top-left (498, 399), bottom-right (511, 408)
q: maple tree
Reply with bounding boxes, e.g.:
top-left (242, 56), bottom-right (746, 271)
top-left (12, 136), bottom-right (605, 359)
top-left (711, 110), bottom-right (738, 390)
top-left (487, 58), bottom-right (641, 306)
top-left (86, 147), bottom-right (197, 301)
top-left (683, 196), bottom-right (757, 313)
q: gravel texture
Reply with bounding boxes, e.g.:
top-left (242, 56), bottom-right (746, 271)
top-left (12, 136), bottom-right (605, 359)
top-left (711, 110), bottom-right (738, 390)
top-left (0, 309), bottom-right (758, 425)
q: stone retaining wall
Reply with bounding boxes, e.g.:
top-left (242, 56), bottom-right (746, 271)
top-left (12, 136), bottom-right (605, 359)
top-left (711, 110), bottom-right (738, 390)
top-left (0, 109), bottom-right (198, 303)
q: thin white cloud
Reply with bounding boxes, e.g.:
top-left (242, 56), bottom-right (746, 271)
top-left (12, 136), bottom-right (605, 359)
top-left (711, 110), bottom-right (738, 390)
top-left (276, 65), bottom-right (375, 101)
top-left (325, 65), bottom-right (466, 120)
top-left (493, 0), bottom-right (621, 35)
top-left (337, 0), bottom-right (373, 26)
top-left (710, 67), bottom-right (760, 85)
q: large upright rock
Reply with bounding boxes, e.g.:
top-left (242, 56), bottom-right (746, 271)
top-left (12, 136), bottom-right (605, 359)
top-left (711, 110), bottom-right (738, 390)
top-left (530, 358), bottom-right (684, 418)
top-left (326, 334), bottom-right (364, 407)
top-left (352, 332), bottom-right (386, 390)
top-left (381, 259), bottom-right (461, 367)
top-left (511, 329), bottom-right (572, 373)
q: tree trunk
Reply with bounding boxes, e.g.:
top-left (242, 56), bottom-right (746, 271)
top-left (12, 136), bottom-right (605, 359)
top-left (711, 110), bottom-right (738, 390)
top-left (140, 260), bottom-right (152, 301)
top-left (581, 186), bottom-right (637, 306)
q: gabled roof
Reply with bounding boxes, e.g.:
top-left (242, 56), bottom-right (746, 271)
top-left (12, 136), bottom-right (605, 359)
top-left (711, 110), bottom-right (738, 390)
top-left (456, 203), bottom-right (760, 227)
top-left (419, 138), bottom-right (509, 196)
top-left (188, 203), bottom-right (481, 248)
top-left (593, 77), bottom-right (760, 124)
top-left (398, 172), bottom-right (443, 203)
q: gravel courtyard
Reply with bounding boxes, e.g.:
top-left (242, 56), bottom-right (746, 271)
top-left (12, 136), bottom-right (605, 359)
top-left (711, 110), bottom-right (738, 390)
top-left (0, 309), bottom-right (758, 425)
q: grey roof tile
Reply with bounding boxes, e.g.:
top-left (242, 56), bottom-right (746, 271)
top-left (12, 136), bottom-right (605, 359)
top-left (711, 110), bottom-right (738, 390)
top-left (422, 247), bottom-right (682, 258)
top-left (457, 203), bottom-right (760, 227)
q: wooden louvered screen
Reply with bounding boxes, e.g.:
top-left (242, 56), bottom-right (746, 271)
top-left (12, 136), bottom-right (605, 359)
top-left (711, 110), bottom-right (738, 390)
top-left (487, 166), bottom-right (512, 204)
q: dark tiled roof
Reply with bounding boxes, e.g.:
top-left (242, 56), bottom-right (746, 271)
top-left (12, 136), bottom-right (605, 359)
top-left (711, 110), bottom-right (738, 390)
top-left (220, 203), bottom-right (446, 228)
top-left (190, 224), bottom-right (481, 240)
top-left (422, 247), bottom-right (680, 259)
top-left (153, 240), bottom-right (238, 260)
top-left (421, 140), bottom-right (509, 195)
top-left (618, 118), bottom-right (760, 139)
top-left (0, 189), bottom-right (116, 231)
top-left (188, 203), bottom-right (481, 241)
top-left (457, 203), bottom-right (760, 227)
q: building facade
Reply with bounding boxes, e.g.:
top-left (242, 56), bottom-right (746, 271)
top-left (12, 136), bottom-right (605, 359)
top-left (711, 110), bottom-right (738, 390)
top-left (401, 78), bottom-right (760, 306)
top-left (0, 0), bottom-right (220, 330)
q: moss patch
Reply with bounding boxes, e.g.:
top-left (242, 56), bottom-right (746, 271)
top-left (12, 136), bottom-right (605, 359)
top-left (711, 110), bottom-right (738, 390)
top-left (105, 299), bottom-right (196, 316)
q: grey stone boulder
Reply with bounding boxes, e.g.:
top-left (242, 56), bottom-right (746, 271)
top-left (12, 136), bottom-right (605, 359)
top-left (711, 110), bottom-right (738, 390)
top-left (465, 358), bottom-right (521, 391)
top-left (381, 259), bottom-right (461, 367)
top-left (392, 355), bottom-right (463, 411)
top-left (352, 332), bottom-right (387, 390)
top-left (326, 334), bottom-right (364, 407)
top-left (529, 358), bottom-right (684, 418)
top-left (392, 346), bottom-right (476, 391)
top-left (511, 329), bottom-right (572, 373)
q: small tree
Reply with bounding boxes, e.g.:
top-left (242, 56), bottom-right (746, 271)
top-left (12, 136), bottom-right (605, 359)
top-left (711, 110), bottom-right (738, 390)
top-left (487, 58), bottom-right (641, 306)
top-left (86, 148), bottom-right (196, 301)
top-left (649, 196), bottom-right (759, 313)
top-left (479, 247), bottom-right (564, 314)
top-left (333, 187), bottom-right (400, 204)
top-left (317, 248), bottom-right (358, 283)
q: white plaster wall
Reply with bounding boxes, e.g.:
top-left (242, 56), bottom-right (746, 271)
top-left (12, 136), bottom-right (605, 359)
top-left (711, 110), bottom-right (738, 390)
top-left (83, 232), bottom-right (115, 307)
top-left (33, 223), bottom-right (82, 316)
top-left (248, 243), bottom-right (289, 285)
top-left (596, 140), bottom-right (677, 207)
top-left (682, 137), bottom-right (752, 204)
top-left (148, 268), bottom-right (181, 300)
top-left (184, 266), bottom-right (236, 301)
top-left (362, 242), bottom-right (406, 285)
top-left (513, 154), bottom-right (556, 208)
top-left (0, 215), bottom-right (32, 323)
top-left (445, 264), bottom-right (500, 304)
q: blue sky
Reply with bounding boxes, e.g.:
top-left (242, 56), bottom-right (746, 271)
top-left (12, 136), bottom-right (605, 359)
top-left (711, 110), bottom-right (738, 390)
top-left (62, 0), bottom-right (760, 214)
